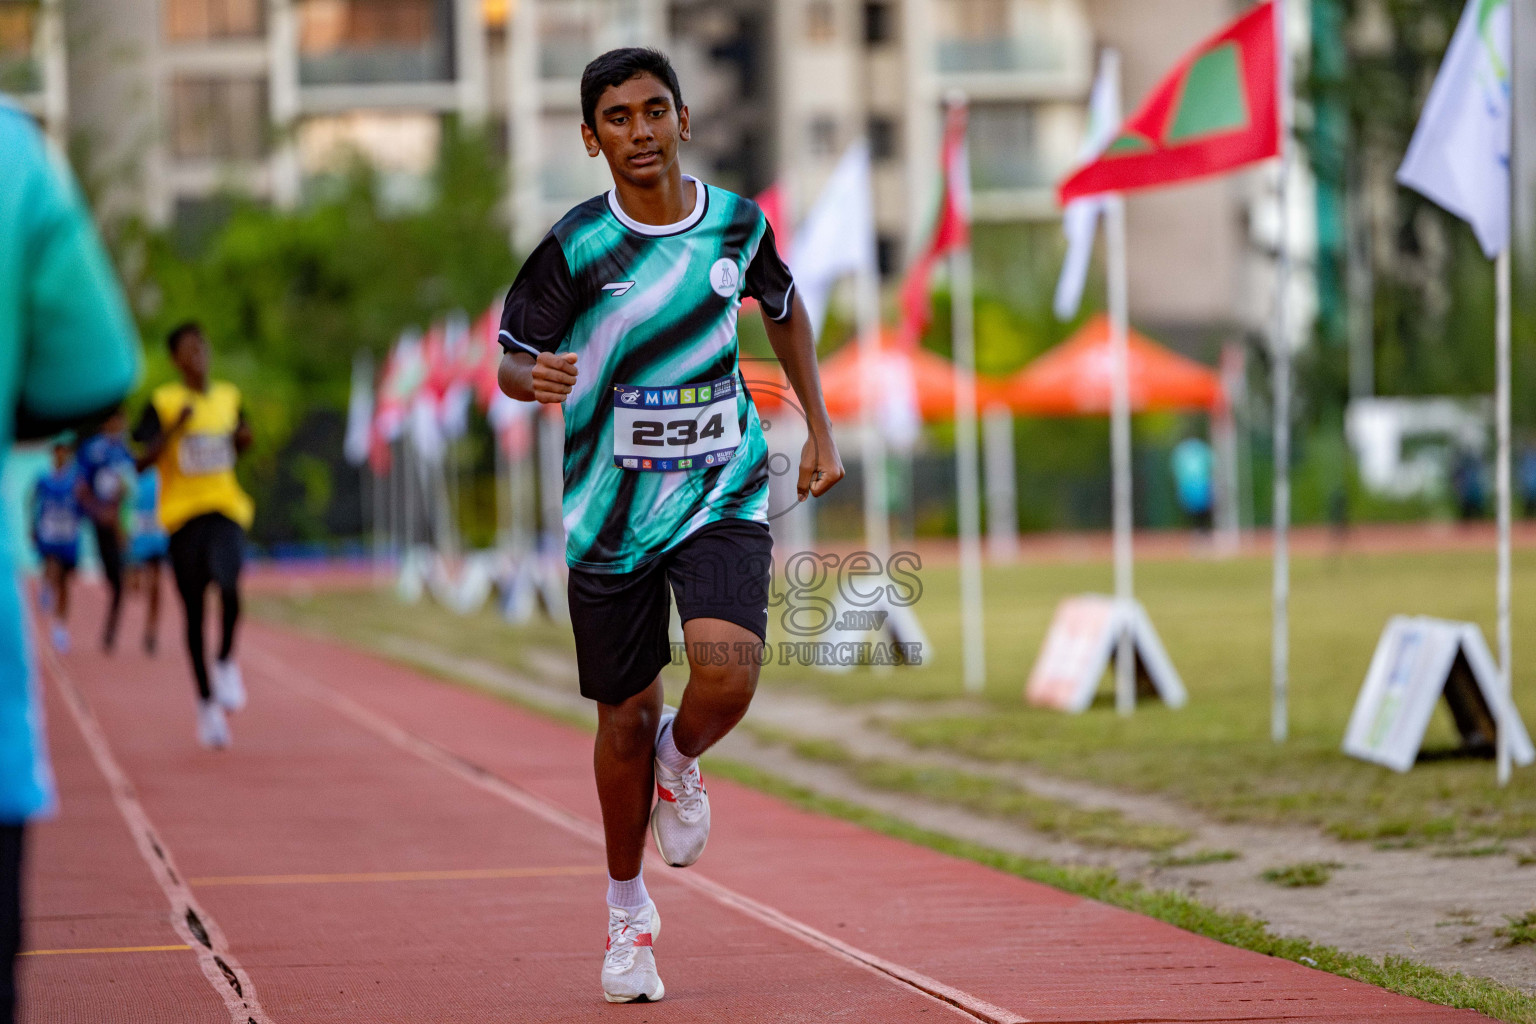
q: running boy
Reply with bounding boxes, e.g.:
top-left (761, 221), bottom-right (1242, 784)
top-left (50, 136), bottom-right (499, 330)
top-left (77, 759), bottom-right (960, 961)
top-left (126, 465), bottom-right (169, 655)
top-left (31, 441), bottom-right (82, 654)
top-left (75, 411), bottom-right (135, 651)
top-left (132, 323), bottom-right (254, 749)
top-left (497, 48), bottom-right (843, 1004)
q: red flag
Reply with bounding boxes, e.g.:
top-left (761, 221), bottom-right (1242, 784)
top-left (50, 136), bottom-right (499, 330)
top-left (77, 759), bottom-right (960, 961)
top-left (742, 183), bottom-right (790, 319)
top-left (897, 101), bottom-right (971, 350)
top-left (1058, 2), bottom-right (1280, 205)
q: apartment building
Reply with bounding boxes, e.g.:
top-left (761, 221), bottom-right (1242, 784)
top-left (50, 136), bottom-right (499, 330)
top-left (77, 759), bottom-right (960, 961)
top-left (0, 0), bottom-right (66, 138)
top-left (40, 0), bottom-right (1301, 342)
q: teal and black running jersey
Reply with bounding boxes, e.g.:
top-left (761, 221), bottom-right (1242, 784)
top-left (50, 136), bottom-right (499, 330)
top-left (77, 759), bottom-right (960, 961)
top-left (499, 176), bottom-right (795, 573)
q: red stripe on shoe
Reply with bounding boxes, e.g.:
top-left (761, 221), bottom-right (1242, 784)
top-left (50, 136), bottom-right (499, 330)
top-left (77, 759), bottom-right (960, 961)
top-left (634, 934), bottom-right (653, 947)
top-left (656, 784), bottom-right (676, 802)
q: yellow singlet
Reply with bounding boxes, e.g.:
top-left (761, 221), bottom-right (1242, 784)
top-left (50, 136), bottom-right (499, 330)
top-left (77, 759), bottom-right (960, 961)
top-left (149, 380), bottom-right (254, 534)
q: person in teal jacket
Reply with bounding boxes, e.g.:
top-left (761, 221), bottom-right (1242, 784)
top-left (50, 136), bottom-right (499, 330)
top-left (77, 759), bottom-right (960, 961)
top-left (0, 98), bottom-right (140, 1022)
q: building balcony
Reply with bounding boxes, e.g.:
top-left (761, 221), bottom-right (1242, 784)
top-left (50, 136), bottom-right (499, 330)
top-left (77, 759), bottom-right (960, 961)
top-left (297, 0), bottom-right (455, 87)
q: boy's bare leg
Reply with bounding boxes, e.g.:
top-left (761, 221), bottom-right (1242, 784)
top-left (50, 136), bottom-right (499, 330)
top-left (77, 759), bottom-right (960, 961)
top-left (593, 679), bottom-right (663, 880)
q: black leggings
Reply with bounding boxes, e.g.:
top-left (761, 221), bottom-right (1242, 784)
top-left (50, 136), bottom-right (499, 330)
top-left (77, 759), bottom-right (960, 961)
top-left (0, 824), bottom-right (23, 1024)
top-left (91, 519), bottom-right (124, 649)
top-left (168, 514), bottom-right (245, 702)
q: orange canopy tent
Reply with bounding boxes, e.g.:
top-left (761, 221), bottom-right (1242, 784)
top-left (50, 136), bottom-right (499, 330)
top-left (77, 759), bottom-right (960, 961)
top-left (1002, 315), bottom-right (1224, 417)
top-left (743, 331), bottom-right (1002, 423)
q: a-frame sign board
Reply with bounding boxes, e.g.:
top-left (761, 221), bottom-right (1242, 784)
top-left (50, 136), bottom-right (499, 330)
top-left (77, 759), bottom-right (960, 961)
top-left (1025, 595), bottom-right (1187, 714)
top-left (1344, 616), bottom-right (1534, 773)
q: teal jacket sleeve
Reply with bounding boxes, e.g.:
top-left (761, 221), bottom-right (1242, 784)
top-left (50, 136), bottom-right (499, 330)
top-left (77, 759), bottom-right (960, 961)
top-left (14, 115), bottom-right (140, 439)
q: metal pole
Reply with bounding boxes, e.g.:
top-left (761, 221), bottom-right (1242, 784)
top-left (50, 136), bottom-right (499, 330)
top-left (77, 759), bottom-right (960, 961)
top-left (1107, 196), bottom-right (1136, 715)
top-left (1497, 246), bottom-right (1513, 786)
top-left (856, 261), bottom-right (891, 564)
top-left (1272, 0), bottom-right (1295, 744)
top-left (953, 237), bottom-right (987, 693)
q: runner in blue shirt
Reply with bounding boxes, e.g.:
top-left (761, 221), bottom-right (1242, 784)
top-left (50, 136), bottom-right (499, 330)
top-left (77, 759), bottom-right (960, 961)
top-left (31, 441), bottom-right (81, 654)
top-left (75, 410), bottom-right (135, 651)
top-left (126, 465), bottom-right (170, 654)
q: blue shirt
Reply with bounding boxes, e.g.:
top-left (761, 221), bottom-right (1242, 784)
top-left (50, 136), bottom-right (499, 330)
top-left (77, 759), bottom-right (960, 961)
top-left (0, 101), bottom-right (140, 822)
top-left (76, 432), bottom-right (134, 509)
top-left (1172, 438), bottom-right (1214, 516)
top-left (32, 465), bottom-right (81, 550)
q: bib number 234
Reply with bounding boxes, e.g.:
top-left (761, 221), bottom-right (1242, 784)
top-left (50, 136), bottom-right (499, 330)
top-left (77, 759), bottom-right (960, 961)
top-left (613, 375), bottom-right (741, 472)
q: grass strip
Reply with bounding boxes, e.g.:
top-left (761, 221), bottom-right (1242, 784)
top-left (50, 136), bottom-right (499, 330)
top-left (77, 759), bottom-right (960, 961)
top-left (748, 727), bottom-right (1190, 853)
top-left (1153, 849), bottom-right (1241, 868)
top-left (1497, 912), bottom-right (1536, 947)
top-left (702, 758), bottom-right (1536, 1024)
top-left (1260, 861), bottom-right (1344, 888)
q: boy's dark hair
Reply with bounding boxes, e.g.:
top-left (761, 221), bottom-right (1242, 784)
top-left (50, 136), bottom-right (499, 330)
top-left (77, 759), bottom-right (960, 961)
top-left (580, 48), bottom-right (683, 131)
top-left (166, 320), bottom-right (203, 354)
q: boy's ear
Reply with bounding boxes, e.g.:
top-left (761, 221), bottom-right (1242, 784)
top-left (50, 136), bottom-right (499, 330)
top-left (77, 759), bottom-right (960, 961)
top-left (581, 121), bottom-right (601, 158)
top-left (678, 104), bottom-right (690, 143)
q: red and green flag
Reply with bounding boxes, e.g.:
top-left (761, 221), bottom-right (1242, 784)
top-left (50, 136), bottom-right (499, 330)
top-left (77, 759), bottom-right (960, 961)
top-left (1058, 1), bottom-right (1281, 205)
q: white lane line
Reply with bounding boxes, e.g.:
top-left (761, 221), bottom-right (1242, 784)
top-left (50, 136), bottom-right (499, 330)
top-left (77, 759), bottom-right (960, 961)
top-left (251, 647), bottom-right (1030, 1024)
top-left (43, 649), bottom-right (274, 1024)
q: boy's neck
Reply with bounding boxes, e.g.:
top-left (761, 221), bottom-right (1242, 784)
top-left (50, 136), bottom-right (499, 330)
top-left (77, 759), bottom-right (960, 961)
top-left (612, 166), bottom-right (695, 227)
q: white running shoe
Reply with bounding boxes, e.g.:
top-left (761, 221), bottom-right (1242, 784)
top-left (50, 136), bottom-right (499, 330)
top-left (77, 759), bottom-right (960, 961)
top-left (50, 622), bottom-right (69, 654)
top-left (197, 700), bottom-right (230, 750)
top-left (212, 659), bottom-right (246, 712)
top-left (602, 900), bottom-right (663, 1004)
top-left (651, 708), bottom-right (710, 867)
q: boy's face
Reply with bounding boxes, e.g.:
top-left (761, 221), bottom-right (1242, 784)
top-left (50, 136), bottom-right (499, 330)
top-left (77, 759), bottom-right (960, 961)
top-left (582, 72), bottom-right (690, 188)
top-left (52, 445), bottom-right (68, 470)
top-left (173, 330), bottom-right (210, 382)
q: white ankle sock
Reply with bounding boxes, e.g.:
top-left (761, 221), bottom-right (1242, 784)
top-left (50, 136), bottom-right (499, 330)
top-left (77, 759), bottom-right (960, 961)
top-left (655, 717), bottom-right (696, 775)
top-left (607, 870), bottom-right (649, 911)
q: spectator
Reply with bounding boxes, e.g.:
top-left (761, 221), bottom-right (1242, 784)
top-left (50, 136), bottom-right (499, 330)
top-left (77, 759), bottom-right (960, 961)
top-left (1171, 436), bottom-right (1214, 531)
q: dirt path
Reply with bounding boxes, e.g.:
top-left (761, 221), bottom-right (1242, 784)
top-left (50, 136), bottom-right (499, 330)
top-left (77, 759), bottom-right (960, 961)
top-left (375, 634), bottom-right (1536, 997)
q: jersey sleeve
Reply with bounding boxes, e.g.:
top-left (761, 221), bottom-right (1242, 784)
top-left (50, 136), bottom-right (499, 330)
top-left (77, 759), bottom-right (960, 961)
top-left (743, 219), bottom-right (796, 324)
top-left (130, 403), bottom-right (163, 446)
top-left (499, 232), bottom-right (579, 357)
top-left (11, 115), bottom-right (141, 441)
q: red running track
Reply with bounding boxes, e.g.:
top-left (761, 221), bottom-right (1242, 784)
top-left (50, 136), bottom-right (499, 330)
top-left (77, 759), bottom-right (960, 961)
top-left (25, 597), bottom-right (1492, 1023)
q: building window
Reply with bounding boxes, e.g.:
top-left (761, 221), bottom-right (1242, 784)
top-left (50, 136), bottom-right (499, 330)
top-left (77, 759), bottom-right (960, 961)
top-left (809, 115), bottom-right (838, 157)
top-left (863, 2), bottom-right (894, 46)
top-left (297, 0), bottom-right (455, 86)
top-left (967, 102), bottom-right (1049, 191)
top-left (170, 75), bottom-right (269, 161)
top-left (869, 115), bottom-right (897, 162)
top-left (876, 234), bottom-right (900, 278)
top-left (164, 0), bottom-right (265, 42)
top-left (0, 3), bottom-right (39, 93)
top-left (934, 0), bottom-right (1063, 75)
top-left (805, 1), bottom-right (835, 43)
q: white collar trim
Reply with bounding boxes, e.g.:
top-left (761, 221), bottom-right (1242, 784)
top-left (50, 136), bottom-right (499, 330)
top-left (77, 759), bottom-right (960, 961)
top-left (606, 175), bottom-right (706, 236)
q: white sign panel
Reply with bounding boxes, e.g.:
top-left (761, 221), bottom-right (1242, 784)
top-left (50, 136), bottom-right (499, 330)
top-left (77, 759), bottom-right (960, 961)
top-left (1344, 616), bottom-right (1535, 773)
top-left (1025, 595), bottom-right (1187, 714)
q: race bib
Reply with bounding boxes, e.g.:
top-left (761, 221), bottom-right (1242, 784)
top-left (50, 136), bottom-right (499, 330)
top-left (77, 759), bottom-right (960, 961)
top-left (38, 507), bottom-right (77, 545)
top-left (179, 432), bottom-right (235, 476)
top-left (613, 374), bottom-right (742, 472)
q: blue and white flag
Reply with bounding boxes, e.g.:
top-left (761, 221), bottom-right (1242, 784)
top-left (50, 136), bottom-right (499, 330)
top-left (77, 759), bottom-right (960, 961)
top-left (1397, 0), bottom-right (1511, 259)
top-left (1054, 50), bottom-right (1122, 321)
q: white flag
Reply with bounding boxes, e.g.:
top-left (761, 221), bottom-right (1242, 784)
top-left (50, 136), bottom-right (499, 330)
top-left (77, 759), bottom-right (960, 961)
top-left (790, 141), bottom-right (878, 338)
top-left (343, 351), bottom-right (374, 467)
top-left (1055, 50), bottom-right (1122, 321)
top-left (1397, 0), bottom-right (1511, 259)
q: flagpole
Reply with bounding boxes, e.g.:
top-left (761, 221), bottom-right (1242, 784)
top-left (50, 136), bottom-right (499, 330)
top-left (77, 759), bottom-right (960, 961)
top-left (1497, 245), bottom-right (1513, 786)
top-left (1107, 193), bottom-right (1136, 716)
top-left (950, 96), bottom-right (986, 694)
top-left (857, 258), bottom-right (891, 564)
top-left (1271, 0), bottom-right (1294, 744)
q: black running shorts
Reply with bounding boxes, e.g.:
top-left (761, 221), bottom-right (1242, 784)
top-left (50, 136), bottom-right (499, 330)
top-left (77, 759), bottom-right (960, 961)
top-left (567, 518), bottom-right (773, 706)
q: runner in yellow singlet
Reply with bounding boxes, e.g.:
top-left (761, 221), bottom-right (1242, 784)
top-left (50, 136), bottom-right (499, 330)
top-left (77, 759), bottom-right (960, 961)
top-left (132, 322), bottom-right (253, 749)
